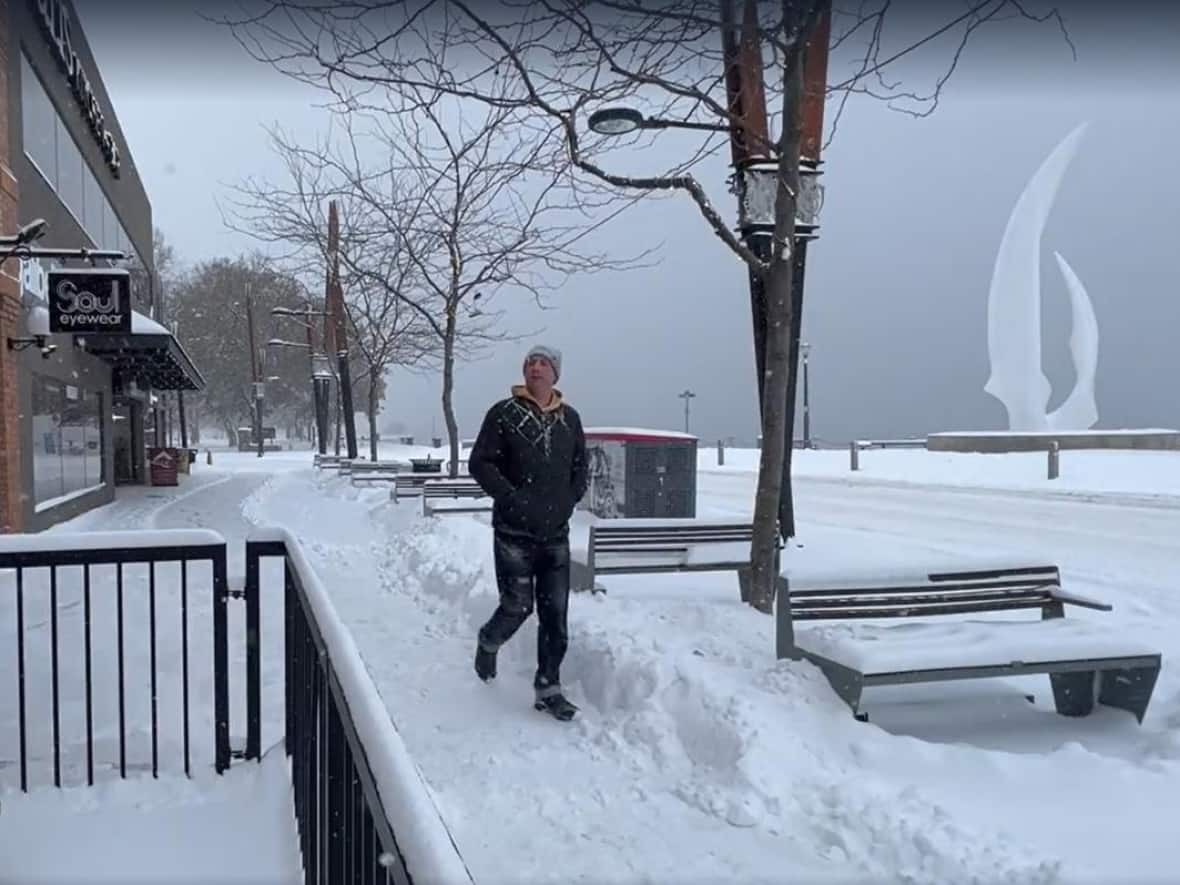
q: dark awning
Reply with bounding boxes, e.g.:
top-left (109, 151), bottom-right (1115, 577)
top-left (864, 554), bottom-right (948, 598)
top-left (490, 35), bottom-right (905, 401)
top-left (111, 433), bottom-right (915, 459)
top-left (77, 311), bottom-right (206, 391)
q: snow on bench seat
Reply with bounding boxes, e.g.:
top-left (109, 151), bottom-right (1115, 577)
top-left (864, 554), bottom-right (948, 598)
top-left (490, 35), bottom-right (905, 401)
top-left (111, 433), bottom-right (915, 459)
top-left (795, 618), bottom-right (1160, 676)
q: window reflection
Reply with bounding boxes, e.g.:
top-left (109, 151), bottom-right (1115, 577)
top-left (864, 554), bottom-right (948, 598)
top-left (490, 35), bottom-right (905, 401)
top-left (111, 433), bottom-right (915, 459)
top-left (20, 55), bottom-right (56, 184)
top-left (20, 53), bottom-right (139, 263)
top-left (32, 376), bottom-right (105, 507)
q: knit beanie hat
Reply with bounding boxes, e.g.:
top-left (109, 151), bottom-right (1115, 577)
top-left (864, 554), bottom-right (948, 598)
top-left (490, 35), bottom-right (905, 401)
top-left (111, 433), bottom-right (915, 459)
top-left (524, 344), bottom-right (562, 381)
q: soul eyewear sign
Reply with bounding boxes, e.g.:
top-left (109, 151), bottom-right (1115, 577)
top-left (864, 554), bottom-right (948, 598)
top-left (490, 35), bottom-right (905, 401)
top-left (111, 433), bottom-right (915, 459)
top-left (48, 268), bottom-right (131, 333)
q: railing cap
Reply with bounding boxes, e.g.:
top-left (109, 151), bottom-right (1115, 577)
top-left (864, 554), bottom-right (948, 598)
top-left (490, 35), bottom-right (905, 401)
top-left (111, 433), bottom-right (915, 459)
top-left (0, 528), bottom-right (225, 555)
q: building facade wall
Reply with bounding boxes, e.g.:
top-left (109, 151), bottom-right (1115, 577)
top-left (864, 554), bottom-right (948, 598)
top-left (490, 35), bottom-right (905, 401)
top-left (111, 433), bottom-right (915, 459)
top-left (2, 0), bottom-right (156, 532)
top-left (0, 0), bottom-right (25, 532)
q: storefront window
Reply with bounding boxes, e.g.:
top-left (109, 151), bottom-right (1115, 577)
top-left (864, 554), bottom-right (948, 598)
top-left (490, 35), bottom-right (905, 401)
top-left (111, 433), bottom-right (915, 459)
top-left (31, 376), bottom-right (105, 508)
top-left (21, 55), bottom-right (57, 185)
top-left (20, 54), bottom-right (140, 262)
top-left (56, 124), bottom-right (86, 223)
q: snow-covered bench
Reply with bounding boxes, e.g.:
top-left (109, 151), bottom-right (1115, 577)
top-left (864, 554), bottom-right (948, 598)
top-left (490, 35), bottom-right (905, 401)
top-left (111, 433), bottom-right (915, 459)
top-left (571, 518), bottom-right (760, 596)
top-left (777, 563), bottom-right (1161, 724)
top-left (314, 453), bottom-right (345, 470)
top-left (421, 480), bottom-right (490, 516)
top-left (343, 459), bottom-right (404, 476)
top-left (392, 474), bottom-right (474, 501)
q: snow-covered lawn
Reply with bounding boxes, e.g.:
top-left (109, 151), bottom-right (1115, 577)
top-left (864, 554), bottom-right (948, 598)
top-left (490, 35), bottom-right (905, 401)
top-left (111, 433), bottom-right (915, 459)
top-left (714, 445), bottom-right (1180, 502)
top-left (4, 447), bottom-right (1179, 883)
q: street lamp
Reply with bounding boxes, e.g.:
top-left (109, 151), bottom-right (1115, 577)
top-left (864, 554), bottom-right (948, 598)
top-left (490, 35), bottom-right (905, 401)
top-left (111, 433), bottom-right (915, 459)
top-left (587, 102), bottom-right (825, 540)
top-left (588, 107), bottom-right (729, 136)
top-left (678, 389), bottom-right (696, 435)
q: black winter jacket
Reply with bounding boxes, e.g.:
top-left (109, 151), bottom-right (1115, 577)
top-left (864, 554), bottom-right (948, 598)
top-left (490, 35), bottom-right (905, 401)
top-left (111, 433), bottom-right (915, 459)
top-left (468, 389), bottom-right (588, 541)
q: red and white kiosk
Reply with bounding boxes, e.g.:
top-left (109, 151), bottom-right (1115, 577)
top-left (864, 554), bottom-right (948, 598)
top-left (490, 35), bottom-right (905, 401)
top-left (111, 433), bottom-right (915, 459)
top-left (580, 427), bottom-right (698, 519)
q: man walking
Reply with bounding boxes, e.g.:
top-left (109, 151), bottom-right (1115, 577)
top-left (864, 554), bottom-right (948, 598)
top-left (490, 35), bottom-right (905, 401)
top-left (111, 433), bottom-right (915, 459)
top-left (468, 344), bottom-right (588, 721)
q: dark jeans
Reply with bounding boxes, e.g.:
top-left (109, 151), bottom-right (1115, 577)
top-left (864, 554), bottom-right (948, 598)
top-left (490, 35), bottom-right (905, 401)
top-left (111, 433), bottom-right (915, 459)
top-left (478, 531), bottom-right (571, 690)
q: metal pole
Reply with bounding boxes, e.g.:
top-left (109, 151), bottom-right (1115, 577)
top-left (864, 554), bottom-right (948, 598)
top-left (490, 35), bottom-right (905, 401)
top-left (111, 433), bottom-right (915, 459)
top-left (178, 390), bottom-right (188, 449)
top-left (802, 345), bottom-right (811, 449)
top-left (679, 389), bottom-right (695, 434)
top-left (849, 441), bottom-right (859, 471)
top-left (245, 286), bottom-right (264, 459)
top-left (1048, 441), bottom-right (1060, 480)
top-left (327, 201), bottom-right (358, 460)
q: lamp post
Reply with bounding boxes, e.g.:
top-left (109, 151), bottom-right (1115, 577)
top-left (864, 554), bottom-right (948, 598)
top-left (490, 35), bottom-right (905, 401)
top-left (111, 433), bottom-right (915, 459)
top-left (273, 304), bottom-right (331, 453)
top-left (800, 341), bottom-right (811, 449)
top-left (268, 337), bottom-right (333, 456)
top-left (678, 389), bottom-right (696, 434)
top-left (586, 122), bottom-right (825, 538)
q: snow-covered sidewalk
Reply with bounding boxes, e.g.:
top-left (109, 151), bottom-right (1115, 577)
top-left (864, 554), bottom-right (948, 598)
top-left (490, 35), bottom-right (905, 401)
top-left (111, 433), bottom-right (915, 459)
top-left (5, 449), bottom-right (1178, 883)
top-left (240, 456), bottom-right (1178, 884)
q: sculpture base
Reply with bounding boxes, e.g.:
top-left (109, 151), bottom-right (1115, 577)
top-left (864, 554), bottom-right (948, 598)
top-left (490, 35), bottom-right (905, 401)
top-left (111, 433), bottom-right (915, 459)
top-left (928, 430), bottom-right (1180, 453)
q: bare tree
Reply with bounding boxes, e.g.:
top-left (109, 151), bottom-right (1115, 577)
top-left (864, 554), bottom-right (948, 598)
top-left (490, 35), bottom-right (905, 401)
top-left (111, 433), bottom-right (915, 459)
top-left (227, 99), bottom-right (642, 475)
top-left (169, 254), bottom-right (317, 442)
top-left (223, 0), bottom-right (1071, 609)
top-left (347, 277), bottom-right (436, 462)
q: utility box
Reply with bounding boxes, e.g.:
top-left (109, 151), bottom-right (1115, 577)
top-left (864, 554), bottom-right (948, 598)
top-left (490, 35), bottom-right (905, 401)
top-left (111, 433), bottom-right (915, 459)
top-left (580, 428), bottom-right (698, 519)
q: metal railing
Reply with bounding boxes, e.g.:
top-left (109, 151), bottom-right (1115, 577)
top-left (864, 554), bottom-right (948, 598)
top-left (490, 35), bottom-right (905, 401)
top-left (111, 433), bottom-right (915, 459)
top-left (0, 530), bottom-right (230, 791)
top-left (849, 438), bottom-right (927, 470)
top-left (3, 528), bottom-right (471, 883)
top-left (247, 533), bottom-right (472, 885)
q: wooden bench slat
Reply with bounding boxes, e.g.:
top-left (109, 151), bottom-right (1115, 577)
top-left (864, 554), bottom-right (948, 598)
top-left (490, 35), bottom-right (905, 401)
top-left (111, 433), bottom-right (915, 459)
top-left (792, 596), bottom-right (1050, 620)
top-left (796, 588), bottom-right (1055, 609)
top-left (596, 526), bottom-right (751, 536)
top-left (596, 533), bottom-right (752, 544)
top-left (790, 579), bottom-right (1058, 599)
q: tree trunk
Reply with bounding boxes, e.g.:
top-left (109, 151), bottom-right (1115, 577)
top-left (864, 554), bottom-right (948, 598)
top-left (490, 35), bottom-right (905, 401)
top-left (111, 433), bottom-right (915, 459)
top-left (333, 382), bottom-right (342, 454)
top-left (748, 260), bottom-right (793, 613)
top-left (442, 314), bottom-right (460, 478)
top-left (747, 20), bottom-right (807, 614)
top-left (368, 367), bottom-right (380, 462)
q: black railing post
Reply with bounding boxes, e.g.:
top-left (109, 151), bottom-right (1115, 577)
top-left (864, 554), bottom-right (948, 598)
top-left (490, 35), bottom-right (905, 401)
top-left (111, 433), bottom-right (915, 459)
top-left (245, 542), bottom-right (263, 761)
top-left (212, 546), bottom-right (231, 773)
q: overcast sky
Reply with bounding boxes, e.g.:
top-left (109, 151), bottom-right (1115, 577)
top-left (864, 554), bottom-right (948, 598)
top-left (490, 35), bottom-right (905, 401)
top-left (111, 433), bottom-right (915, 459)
top-left (76, 1), bottom-right (1180, 445)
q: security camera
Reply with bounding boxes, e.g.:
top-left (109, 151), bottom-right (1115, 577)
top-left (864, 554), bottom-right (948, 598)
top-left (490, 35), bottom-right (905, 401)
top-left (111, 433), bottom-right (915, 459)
top-left (39, 342), bottom-right (57, 359)
top-left (18, 219), bottom-right (48, 244)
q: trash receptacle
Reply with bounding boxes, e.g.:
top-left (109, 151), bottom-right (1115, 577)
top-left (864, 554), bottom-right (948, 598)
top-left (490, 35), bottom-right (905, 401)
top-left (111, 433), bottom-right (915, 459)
top-left (148, 447), bottom-right (179, 486)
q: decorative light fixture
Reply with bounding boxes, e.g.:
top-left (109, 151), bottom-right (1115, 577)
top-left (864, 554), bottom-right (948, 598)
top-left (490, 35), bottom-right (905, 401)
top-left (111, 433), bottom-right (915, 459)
top-left (736, 159), bottom-right (779, 236)
top-left (587, 107), bottom-right (647, 136)
top-left (795, 161), bottom-right (825, 240)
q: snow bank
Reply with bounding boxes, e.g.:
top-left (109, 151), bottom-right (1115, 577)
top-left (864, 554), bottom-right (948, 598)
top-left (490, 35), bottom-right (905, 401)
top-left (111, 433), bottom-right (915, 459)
top-left (247, 526), bottom-right (474, 885)
top-left (281, 500), bottom-right (1055, 882)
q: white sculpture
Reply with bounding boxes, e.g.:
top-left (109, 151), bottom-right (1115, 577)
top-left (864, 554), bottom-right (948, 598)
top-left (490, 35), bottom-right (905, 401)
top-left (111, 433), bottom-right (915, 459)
top-left (984, 123), bottom-right (1099, 431)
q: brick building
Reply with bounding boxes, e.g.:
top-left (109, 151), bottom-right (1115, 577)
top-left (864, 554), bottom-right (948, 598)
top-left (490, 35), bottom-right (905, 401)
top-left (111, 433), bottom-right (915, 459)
top-left (0, 0), bottom-right (203, 532)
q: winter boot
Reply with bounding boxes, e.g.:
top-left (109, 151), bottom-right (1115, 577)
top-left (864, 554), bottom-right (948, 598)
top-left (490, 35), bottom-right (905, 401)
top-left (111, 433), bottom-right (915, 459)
top-left (534, 684), bottom-right (578, 721)
top-left (475, 643), bottom-right (497, 682)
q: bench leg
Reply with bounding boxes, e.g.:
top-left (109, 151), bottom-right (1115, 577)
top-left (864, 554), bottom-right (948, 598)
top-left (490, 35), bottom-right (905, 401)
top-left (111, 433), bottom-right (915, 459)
top-left (571, 560), bottom-right (597, 594)
top-left (1097, 664), bottom-right (1160, 724)
top-left (1050, 670), bottom-right (1097, 717)
top-left (810, 657), bottom-right (865, 718)
top-left (737, 567), bottom-right (752, 604)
